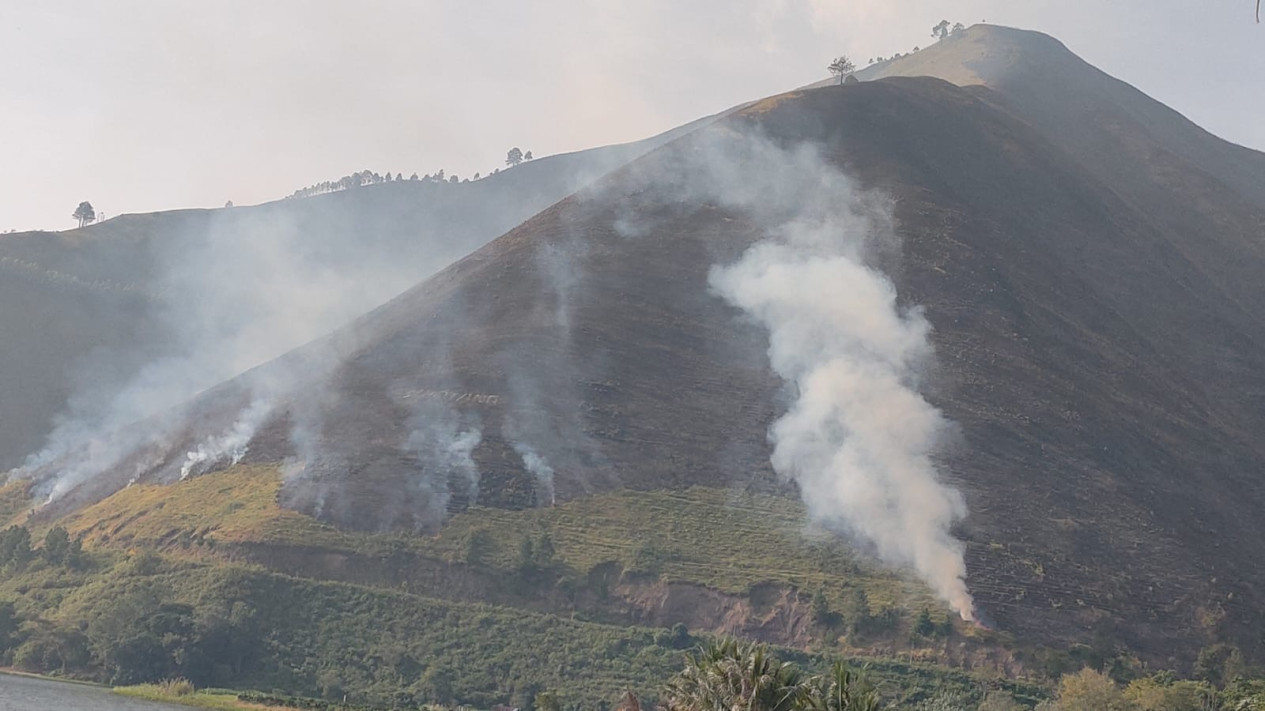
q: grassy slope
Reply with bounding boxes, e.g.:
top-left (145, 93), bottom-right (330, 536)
top-left (114, 685), bottom-right (281, 710)
top-left (7, 465), bottom-right (1050, 705)
top-left (0, 551), bottom-right (1034, 708)
top-left (57, 466), bottom-right (942, 622)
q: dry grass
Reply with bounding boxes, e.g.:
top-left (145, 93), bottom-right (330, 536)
top-left (59, 465), bottom-right (348, 550)
top-left (739, 92), bottom-right (805, 116)
top-left (0, 478), bottom-right (33, 525)
top-left (159, 677), bottom-right (196, 696)
top-left (59, 465), bottom-right (941, 617)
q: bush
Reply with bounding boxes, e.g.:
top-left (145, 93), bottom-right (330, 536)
top-left (1053, 668), bottom-right (1128, 711)
top-left (159, 677), bottom-right (196, 696)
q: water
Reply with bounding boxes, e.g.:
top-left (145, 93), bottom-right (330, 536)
top-left (0, 673), bottom-right (188, 711)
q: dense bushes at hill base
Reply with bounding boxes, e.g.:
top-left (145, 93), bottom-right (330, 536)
top-left (0, 548), bottom-right (686, 705)
top-left (0, 546), bottom-right (1020, 708)
top-left (665, 646), bottom-right (1265, 711)
top-left (0, 544), bottom-right (1260, 710)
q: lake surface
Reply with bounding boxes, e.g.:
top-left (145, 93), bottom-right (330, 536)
top-left (0, 673), bottom-right (188, 710)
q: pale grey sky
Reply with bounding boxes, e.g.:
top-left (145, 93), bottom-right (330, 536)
top-left (1, 1), bottom-right (1261, 232)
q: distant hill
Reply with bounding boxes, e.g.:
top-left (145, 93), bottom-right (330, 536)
top-left (13, 23), bottom-right (1265, 681)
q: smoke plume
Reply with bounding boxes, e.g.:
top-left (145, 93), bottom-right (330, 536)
top-left (404, 405), bottom-right (483, 528)
top-left (179, 397), bottom-right (274, 480)
top-left (500, 233), bottom-right (602, 506)
top-left (513, 443), bottom-right (556, 506)
top-left (666, 127), bottom-right (975, 619)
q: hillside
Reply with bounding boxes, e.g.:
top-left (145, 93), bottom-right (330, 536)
top-left (854, 25), bottom-right (1265, 210)
top-left (9, 23), bottom-right (1265, 699)
top-left (0, 118), bottom-right (713, 473)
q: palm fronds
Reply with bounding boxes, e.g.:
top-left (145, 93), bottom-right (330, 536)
top-left (664, 639), bottom-right (879, 711)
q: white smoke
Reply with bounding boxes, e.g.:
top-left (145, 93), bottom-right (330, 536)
top-left (499, 232), bottom-right (598, 507)
top-left (8, 137), bottom-right (677, 505)
top-left (30, 427), bottom-right (173, 503)
top-left (658, 126), bottom-right (975, 620)
top-left (710, 235), bottom-right (973, 620)
top-left (512, 442), bottom-right (557, 506)
top-left (179, 397), bottom-right (274, 480)
top-left (405, 413), bottom-right (483, 528)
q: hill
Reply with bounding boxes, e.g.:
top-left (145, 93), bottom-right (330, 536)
top-left (853, 25), bottom-right (1265, 210)
top-left (0, 118), bottom-right (713, 473)
top-left (8, 23), bottom-right (1265, 700)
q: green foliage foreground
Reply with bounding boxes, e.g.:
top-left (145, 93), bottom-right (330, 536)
top-left (0, 546), bottom-right (1037, 709)
top-left (663, 639), bottom-right (879, 711)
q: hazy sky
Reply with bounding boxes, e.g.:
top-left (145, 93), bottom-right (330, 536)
top-left (2, 1), bottom-right (1261, 232)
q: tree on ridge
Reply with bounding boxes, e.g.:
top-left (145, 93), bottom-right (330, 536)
top-left (72, 201), bottom-right (95, 228)
top-left (827, 56), bottom-right (856, 85)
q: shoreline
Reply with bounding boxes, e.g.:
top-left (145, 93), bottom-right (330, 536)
top-left (0, 666), bottom-right (103, 687)
top-left (0, 671), bottom-right (293, 710)
top-left (114, 684), bottom-right (304, 710)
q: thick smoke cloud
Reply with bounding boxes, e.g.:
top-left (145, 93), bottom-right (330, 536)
top-left (658, 125), bottom-right (974, 619)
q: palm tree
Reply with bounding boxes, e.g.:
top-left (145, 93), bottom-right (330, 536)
top-left (803, 661), bottom-right (880, 711)
top-left (664, 639), bottom-right (809, 711)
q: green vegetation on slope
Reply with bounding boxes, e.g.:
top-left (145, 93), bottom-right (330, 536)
top-left (0, 467), bottom-right (1257, 708)
top-left (58, 466), bottom-right (958, 646)
top-left (0, 546), bottom-right (1025, 709)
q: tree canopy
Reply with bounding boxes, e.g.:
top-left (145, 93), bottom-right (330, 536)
top-left (827, 56), bottom-right (856, 85)
top-left (663, 639), bottom-right (878, 711)
top-left (72, 201), bottom-right (96, 228)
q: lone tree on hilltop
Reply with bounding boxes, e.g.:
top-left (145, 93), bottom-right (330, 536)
top-left (932, 19), bottom-right (951, 40)
top-left (524, 150), bottom-right (534, 161)
top-left (72, 201), bottom-right (96, 228)
top-left (827, 56), bottom-right (855, 85)
top-left (506, 147), bottom-right (524, 167)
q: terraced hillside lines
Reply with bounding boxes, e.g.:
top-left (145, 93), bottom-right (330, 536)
top-left (56, 467), bottom-right (952, 642)
top-left (0, 549), bottom-right (1025, 707)
top-left (12, 556), bottom-right (686, 706)
top-left (434, 487), bottom-right (921, 609)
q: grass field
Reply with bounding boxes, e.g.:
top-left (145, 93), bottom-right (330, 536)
top-left (0, 465), bottom-right (1055, 707)
top-left (56, 465), bottom-right (951, 628)
top-left (114, 684), bottom-right (265, 709)
top-left (10, 553), bottom-right (1034, 708)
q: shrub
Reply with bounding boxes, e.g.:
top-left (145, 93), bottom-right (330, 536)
top-left (159, 677), bottom-right (196, 696)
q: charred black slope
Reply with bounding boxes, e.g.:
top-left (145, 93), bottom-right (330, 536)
top-left (0, 119), bottom-right (711, 471)
top-left (859, 24), bottom-right (1265, 210)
